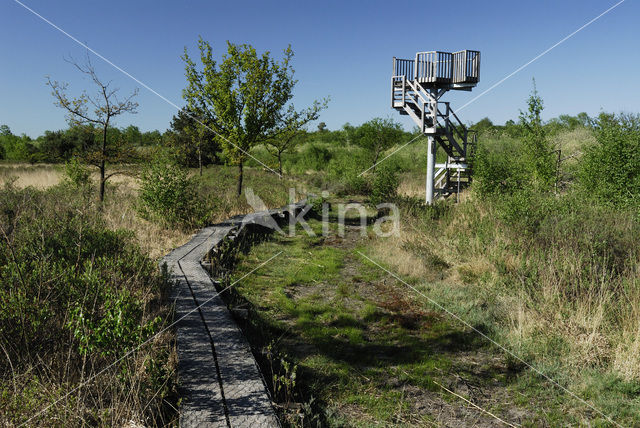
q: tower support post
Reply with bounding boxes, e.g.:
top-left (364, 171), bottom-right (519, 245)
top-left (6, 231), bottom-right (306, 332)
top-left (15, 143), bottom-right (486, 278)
top-left (425, 135), bottom-right (437, 205)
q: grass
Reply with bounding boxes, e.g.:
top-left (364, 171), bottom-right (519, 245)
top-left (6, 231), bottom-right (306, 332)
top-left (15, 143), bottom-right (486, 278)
top-left (197, 164), bottom-right (314, 222)
top-left (0, 163), bottom-right (64, 188)
top-left (0, 162), bottom-right (311, 259)
top-left (227, 125), bottom-right (640, 425)
top-left (2, 121), bottom-right (637, 425)
top-left (367, 193), bottom-right (640, 426)
top-left (225, 214), bottom-right (540, 426)
top-left (224, 187), bottom-right (640, 426)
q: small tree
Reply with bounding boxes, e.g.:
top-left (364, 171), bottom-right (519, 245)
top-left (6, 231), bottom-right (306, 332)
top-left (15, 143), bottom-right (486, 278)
top-left (47, 55), bottom-right (139, 203)
top-left (183, 39), bottom-right (319, 195)
top-left (122, 125), bottom-right (143, 146)
top-left (186, 111), bottom-right (214, 176)
top-left (370, 164), bottom-right (399, 205)
top-left (473, 117), bottom-right (495, 135)
top-left (141, 130), bottom-right (163, 146)
top-left (138, 159), bottom-right (209, 229)
top-left (265, 100), bottom-right (328, 176)
top-left (38, 130), bottom-right (76, 162)
top-left (519, 80), bottom-right (555, 190)
top-left (165, 107), bottom-right (219, 174)
top-left (0, 132), bottom-right (35, 161)
top-left (352, 117), bottom-right (404, 171)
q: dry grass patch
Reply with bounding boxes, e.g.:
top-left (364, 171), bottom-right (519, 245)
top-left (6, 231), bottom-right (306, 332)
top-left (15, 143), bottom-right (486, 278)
top-left (0, 163), bottom-right (62, 188)
top-left (397, 171), bottom-right (424, 199)
top-left (369, 231), bottom-right (429, 279)
top-left (103, 182), bottom-right (191, 260)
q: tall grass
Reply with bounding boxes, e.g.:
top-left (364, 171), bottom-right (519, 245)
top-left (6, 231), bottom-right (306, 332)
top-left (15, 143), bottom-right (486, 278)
top-left (368, 122), bottom-right (640, 422)
top-left (369, 191), bottom-right (640, 420)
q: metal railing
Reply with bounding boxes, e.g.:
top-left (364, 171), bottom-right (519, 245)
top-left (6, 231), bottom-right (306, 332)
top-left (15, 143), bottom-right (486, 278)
top-left (444, 103), bottom-right (468, 145)
top-left (391, 75), bottom-right (406, 108)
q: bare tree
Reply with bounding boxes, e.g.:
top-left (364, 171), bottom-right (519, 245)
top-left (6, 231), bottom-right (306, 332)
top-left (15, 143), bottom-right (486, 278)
top-left (47, 55), bottom-right (138, 203)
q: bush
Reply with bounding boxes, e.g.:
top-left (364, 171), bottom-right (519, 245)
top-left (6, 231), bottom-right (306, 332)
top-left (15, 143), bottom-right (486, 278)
top-left (472, 136), bottom-right (529, 195)
top-left (306, 193), bottom-right (327, 216)
top-left (326, 149), bottom-right (370, 195)
top-left (496, 189), bottom-right (553, 234)
top-left (519, 85), bottom-right (556, 190)
top-left (370, 165), bottom-right (399, 206)
top-left (285, 143), bottom-right (333, 173)
top-left (63, 157), bottom-right (92, 187)
top-left (138, 159), bottom-right (210, 228)
top-left (0, 184), bottom-right (174, 425)
top-left (68, 287), bottom-right (160, 358)
top-left (0, 133), bottom-right (36, 162)
top-left (579, 112), bottom-right (640, 208)
top-left (474, 85), bottom-right (557, 196)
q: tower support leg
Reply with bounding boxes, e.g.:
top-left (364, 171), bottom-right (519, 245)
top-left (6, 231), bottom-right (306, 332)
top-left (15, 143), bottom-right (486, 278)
top-left (426, 135), bottom-right (436, 205)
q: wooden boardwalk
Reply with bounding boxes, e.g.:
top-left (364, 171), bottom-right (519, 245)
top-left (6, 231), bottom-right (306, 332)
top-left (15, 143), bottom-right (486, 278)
top-left (162, 202), bottom-right (310, 427)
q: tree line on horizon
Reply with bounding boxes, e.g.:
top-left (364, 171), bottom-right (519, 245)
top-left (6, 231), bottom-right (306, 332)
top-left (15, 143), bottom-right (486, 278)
top-left (0, 111), bottom-right (596, 165)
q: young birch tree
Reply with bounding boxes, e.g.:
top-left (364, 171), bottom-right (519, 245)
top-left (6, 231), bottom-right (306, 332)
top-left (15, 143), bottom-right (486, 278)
top-left (519, 80), bottom-right (555, 190)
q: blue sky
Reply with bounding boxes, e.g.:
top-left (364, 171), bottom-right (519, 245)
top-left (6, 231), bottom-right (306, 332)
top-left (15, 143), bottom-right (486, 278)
top-left (0, 0), bottom-right (637, 137)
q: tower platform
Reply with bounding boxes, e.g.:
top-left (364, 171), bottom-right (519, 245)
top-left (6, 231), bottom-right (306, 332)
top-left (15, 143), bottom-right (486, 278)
top-left (391, 50), bottom-right (480, 203)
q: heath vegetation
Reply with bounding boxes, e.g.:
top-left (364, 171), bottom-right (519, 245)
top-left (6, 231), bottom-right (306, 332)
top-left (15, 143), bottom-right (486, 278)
top-left (2, 34), bottom-right (639, 426)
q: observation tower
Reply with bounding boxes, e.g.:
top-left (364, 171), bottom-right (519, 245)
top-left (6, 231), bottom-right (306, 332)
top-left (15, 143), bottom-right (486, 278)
top-left (391, 50), bottom-right (480, 204)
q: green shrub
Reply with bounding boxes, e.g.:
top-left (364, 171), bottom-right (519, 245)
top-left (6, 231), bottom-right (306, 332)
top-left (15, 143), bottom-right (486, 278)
top-left (326, 149), bottom-right (370, 195)
top-left (579, 112), bottom-right (640, 208)
top-left (474, 84), bottom-right (557, 195)
top-left (63, 157), bottom-right (92, 187)
top-left (349, 117), bottom-right (404, 168)
top-left (285, 143), bottom-right (333, 173)
top-left (306, 193), bottom-right (326, 215)
top-left (68, 287), bottom-right (160, 358)
top-left (519, 83), bottom-right (556, 190)
top-left (473, 136), bottom-right (528, 195)
top-left (0, 183), bottom-right (174, 424)
top-left (370, 165), bottom-right (399, 206)
top-left (496, 189), bottom-right (553, 234)
top-left (0, 133), bottom-right (35, 162)
top-left (138, 159), bottom-right (210, 228)
top-left (0, 185), bottom-right (160, 357)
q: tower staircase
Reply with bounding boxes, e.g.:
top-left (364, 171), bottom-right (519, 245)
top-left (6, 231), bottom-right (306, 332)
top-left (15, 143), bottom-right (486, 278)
top-left (391, 50), bottom-right (480, 201)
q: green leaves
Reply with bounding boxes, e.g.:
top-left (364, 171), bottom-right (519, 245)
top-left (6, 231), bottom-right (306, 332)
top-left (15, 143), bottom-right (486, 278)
top-left (182, 39), bottom-right (297, 165)
top-left (475, 81), bottom-right (557, 196)
top-left (0, 184), bottom-right (164, 360)
top-left (137, 159), bottom-right (210, 228)
top-left (68, 286), bottom-right (160, 358)
top-left (370, 164), bottom-right (400, 206)
top-left (349, 117), bottom-right (404, 169)
top-left (579, 112), bottom-right (640, 208)
top-left (518, 80), bottom-right (556, 190)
